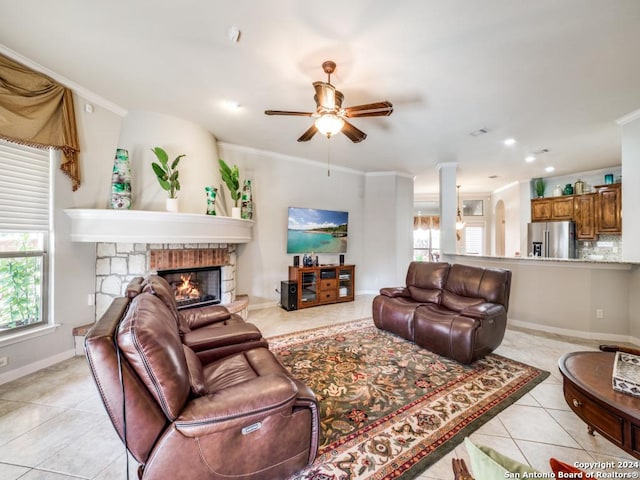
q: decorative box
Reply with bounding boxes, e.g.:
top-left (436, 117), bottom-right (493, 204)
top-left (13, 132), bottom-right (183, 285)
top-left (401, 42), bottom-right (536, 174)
top-left (612, 351), bottom-right (640, 398)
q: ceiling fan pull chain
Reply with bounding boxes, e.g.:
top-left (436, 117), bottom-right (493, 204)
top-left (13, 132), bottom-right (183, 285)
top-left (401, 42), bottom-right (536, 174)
top-left (327, 136), bottom-right (331, 176)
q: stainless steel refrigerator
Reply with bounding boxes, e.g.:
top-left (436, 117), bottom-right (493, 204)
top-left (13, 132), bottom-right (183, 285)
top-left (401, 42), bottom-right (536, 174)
top-left (527, 221), bottom-right (576, 259)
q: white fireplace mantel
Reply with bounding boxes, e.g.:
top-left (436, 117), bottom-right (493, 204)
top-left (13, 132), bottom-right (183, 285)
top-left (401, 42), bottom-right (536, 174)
top-left (64, 209), bottom-right (254, 244)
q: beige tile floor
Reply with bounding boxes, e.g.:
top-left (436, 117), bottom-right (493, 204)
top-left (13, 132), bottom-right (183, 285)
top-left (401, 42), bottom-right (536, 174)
top-left (0, 295), bottom-right (635, 479)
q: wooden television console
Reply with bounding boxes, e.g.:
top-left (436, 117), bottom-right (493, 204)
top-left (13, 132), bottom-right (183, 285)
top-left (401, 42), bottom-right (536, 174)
top-left (288, 264), bottom-right (355, 309)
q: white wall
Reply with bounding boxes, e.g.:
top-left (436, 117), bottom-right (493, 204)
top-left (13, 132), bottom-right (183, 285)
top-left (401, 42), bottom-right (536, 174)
top-left (117, 111), bottom-right (220, 214)
top-left (491, 183), bottom-right (521, 257)
top-left (218, 143), bottom-right (368, 306)
top-left (361, 173), bottom-right (414, 291)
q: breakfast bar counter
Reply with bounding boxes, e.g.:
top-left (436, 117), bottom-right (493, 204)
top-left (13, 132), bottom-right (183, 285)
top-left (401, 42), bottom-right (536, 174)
top-left (444, 254), bottom-right (640, 344)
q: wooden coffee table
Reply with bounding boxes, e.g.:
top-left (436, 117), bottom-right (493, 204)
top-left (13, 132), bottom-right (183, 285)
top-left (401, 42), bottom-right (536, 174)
top-left (558, 351), bottom-right (640, 459)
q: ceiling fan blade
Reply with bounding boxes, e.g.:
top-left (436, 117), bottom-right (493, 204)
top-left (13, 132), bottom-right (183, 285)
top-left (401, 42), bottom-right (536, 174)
top-left (341, 120), bottom-right (367, 143)
top-left (343, 101), bottom-right (393, 117)
top-left (297, 124), bottom-right (318, 142)
top-left (264, 110), bottom-right (314, 116)
top-left (313, 81), bottom-right (337, 110)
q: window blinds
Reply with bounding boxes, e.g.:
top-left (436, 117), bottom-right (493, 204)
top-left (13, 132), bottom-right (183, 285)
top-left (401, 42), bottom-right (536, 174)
top-left (0, 141), bottom-right (50, 232)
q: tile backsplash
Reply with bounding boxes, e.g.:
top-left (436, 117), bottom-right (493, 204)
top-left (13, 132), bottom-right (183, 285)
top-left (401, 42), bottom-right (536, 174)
top-left (577, 234), bottom-right (622, 261)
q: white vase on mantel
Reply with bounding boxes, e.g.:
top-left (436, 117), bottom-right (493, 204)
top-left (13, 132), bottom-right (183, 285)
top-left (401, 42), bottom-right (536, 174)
top-left (231, 206), bottom-right (241, 218)
top-left (166, 197), bottom-right (179, 213)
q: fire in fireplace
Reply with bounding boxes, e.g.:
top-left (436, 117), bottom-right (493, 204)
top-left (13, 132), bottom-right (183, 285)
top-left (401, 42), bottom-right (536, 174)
top-left (157, 266), bottom-right (221, 309)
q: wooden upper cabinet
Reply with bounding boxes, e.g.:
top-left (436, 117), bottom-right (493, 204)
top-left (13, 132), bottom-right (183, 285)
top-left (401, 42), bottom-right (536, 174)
top-left (595, 184), bottom-right (622, 234)
top-left (551, 196), bottom-right (574, 220)
top-left (531, 196), bottom-right (573, 222)
top-left (531, 198), bottom-right (552, 221)
top-left (574, 193), bottom-right (597, 239)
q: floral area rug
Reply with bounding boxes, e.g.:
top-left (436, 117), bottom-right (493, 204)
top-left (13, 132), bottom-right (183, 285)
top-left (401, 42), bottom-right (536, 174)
top-left (269, 318), bottom-right (549, 480)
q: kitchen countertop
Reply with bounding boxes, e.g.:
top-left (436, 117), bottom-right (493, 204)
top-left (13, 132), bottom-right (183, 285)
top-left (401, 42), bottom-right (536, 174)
top-left (444, 253), bottom-right (640, 267)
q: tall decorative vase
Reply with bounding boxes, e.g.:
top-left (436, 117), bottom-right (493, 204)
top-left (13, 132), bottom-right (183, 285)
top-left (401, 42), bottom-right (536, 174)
top-left (110, 148), bottom-right (131, 209)
top-left (241, 179), bottom-right (254, 219)
top-left (205, 186), bottom-right (217, 215)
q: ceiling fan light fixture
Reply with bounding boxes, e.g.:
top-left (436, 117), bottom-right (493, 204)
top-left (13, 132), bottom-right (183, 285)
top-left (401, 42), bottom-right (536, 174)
top-left (315, 114), bottom-right (344, 137)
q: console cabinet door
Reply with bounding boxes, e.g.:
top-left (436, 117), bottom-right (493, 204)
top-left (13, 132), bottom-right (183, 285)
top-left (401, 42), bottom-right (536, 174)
top-left (574, 194), bottom-right (597, 240)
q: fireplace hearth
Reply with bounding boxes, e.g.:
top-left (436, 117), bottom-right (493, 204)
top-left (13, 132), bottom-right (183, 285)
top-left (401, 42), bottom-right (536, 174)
top-left (157, 266), bottom-right (221, 310)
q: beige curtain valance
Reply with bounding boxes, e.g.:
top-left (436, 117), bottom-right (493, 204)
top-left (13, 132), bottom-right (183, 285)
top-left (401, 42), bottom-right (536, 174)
top-left (413, 215), bottom-right (440, 230)
top-left (0, 52), bottom-right (80, 190)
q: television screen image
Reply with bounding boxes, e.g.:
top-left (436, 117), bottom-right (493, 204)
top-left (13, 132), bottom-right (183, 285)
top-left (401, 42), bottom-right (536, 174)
top-left (287, 207), bottom-right (348, 254)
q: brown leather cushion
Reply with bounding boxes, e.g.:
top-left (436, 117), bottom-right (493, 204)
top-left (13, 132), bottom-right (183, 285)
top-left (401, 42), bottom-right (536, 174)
top-left (143, 274), bottom-right (191, 334)
top-left (201, 348), bottom-right (291, 393)
top-left (183, 345), bottom-right (207, 396)
top-left (405, 261), bottom-right (450, 290)
top-left (118, 293), bottom-right (191, 420)
top-left (444, 264), bottom-right (511, 310)
top-left (407, 286), bottom-right (441, 303)
top-left (441, 290), bottom-right (485, 312)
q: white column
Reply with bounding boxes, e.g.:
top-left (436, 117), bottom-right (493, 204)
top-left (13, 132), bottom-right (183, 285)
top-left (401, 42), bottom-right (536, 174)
top-left (618, 109), bottom-right (640, 261)
top-left (438, 163), bottom-right (458, 257)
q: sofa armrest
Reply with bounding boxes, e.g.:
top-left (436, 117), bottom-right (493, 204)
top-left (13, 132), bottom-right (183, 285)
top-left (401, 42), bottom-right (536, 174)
top-left (379, 287), bottom-right (410, 298)
top-left (175, 375), bottom-right (298, 437)
top-left (181, 305), bottom-right (234, 329)
top-left (459, 302), bottom-right (505, 320)
top-left (182, 323), bottom-right (263, 352)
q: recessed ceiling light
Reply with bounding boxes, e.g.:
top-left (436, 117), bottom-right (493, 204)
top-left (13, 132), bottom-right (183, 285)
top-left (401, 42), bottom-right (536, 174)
top-left (545, 166), bottom-right (555, 173)
top-left (222, 100), bottom-right (242, 111)
top-left (504, 138), bottom-right (516, 146)
top-left (525, 155), bottom-right (535, 163)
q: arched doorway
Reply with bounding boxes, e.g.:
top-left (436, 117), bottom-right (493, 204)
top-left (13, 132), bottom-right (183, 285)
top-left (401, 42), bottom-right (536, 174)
top-left (495, 200), bottom-right (506, 256)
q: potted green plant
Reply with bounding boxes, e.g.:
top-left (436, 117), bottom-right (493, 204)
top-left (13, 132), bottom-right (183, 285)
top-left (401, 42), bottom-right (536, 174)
top-left (151, 147), bottom-right (185, 211)
top-left (218, 158), bottom-right (241, 217)
top-left (534, 178), bottom-right (546, 198)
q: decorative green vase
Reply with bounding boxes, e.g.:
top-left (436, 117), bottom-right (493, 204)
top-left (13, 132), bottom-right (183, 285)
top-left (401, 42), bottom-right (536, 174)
top-left (110, 148), bottom-right (131, 209)
top-left (205, 186), bottom-right (217, 215)
top-left (241, 179), bottom-right (253, 219)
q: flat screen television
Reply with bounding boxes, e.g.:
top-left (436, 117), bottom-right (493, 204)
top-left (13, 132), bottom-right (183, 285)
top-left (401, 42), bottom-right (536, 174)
top-left (287, 207), bottom-right (348, 254)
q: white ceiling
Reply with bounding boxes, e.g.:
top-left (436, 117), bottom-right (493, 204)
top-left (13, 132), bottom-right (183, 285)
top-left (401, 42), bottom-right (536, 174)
top-left (2, 0), bottom-right (639, 194)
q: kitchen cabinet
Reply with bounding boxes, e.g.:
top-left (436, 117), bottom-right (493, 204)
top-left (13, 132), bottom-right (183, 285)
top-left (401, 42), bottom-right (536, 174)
top-left (531, 198), bottom-right (552, 221)
top-left (531, 196), bottom-right (574, 222)
top-left (595, 184), bottom-right (622, 234)
top-left (573, 193), bottom-right (597, 240)
top-left (531, 184), bottom-right (622, 238)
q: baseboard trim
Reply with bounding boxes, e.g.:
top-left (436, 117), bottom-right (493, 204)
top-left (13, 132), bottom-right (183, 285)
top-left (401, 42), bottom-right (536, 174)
top-left (508, 318), bottom-right (640, 346)
top-left (0, 349), bottom-right (76, 386)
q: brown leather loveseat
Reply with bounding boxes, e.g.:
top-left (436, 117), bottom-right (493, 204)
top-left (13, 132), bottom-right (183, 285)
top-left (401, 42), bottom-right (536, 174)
top-left (85, 282), bottom-right (319, 479)
top-left (372, 262), bottom-right (512, 364)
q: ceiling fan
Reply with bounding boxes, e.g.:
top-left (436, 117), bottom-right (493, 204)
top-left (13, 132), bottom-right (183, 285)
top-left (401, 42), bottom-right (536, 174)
top-left (264, 60), bottom-right (393, 143)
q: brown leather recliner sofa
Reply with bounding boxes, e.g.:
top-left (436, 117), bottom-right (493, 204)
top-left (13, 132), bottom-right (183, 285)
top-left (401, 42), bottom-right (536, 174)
top-left (372, 262), bottom-right (512, 364)
top-left (85, 279), bottom-right (319, 479)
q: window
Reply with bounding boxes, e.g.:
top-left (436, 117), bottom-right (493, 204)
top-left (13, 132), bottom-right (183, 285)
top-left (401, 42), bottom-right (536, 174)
top-left (0, 141), bottom-right (50, 334)
top-left (413, 216), bottom-right (440, 262)
top-left (463, 224), bottom-right (484, 255)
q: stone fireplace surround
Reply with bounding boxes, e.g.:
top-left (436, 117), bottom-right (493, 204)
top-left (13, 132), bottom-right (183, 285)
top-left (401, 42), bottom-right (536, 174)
top-left (64, 208), bottom-right (254, 322)
top-left (95, 243), bottom-right (236, 321)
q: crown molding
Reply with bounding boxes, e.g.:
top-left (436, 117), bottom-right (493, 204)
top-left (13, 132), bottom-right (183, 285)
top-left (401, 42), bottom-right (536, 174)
top-left (616, 108), bottom-right (640, 126)
top-left (0, 44), bottom-right (127, 117)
